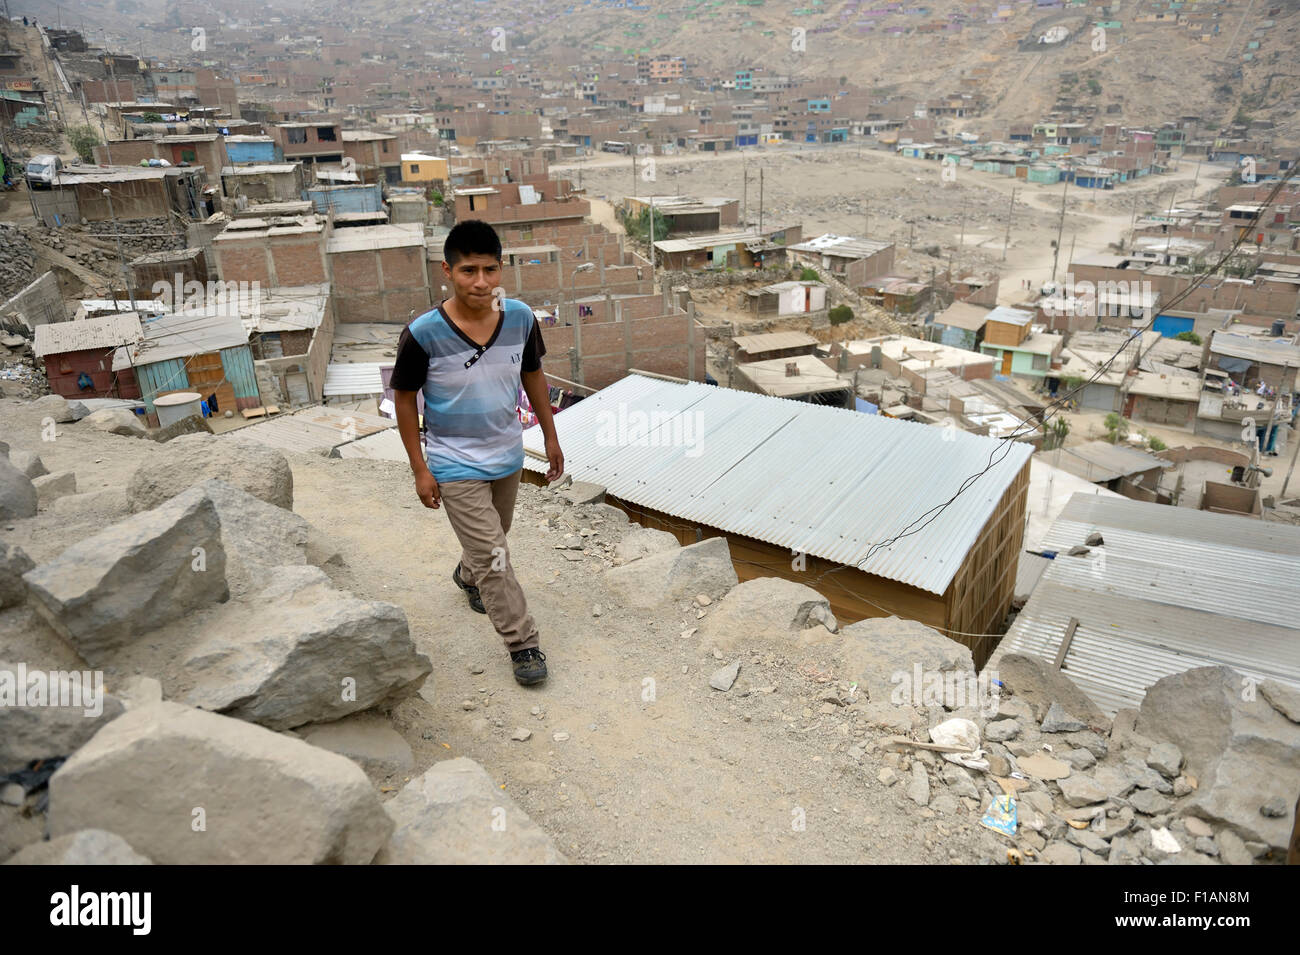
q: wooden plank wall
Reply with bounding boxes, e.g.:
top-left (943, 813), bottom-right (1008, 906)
top-left (943, 457), bottom-right (1031, 668)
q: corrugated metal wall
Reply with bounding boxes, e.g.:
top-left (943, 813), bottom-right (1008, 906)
top-left (220, 345), bottom-right (262, 406)
top-left (138, 357), bottom-right (191, 416)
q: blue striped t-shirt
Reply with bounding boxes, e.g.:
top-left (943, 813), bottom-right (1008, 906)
top-left (389, 298), bottom-right (546, 482)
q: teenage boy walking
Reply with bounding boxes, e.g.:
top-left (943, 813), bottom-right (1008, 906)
top-left (390, 220), bottom-right (564, 686)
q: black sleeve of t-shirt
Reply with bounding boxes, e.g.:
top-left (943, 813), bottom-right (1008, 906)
top-left (388, 326), bottom-right (429, 391)
top-left (521, 318), bottom-right (547, 373)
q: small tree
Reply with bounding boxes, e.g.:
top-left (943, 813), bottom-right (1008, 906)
top-left (828, 304), bottom-right (854, 325)
top-left (1147, 435), bottom-right (1167, 452)
top-left (624, 206), bottom-right (668, 245)
top-left (141, 112), bottom-right (163, 123)
top-left (1044, 416), bottom-right (1070, 451)
top-left (799, 267), bottom-right (820, 281)
top-left (68, 125), bottom-right (101, 162)
top-left (1104, 412), bottom-right (1128, 444)
top-left (1174, 330), bottom-right (1202, 345)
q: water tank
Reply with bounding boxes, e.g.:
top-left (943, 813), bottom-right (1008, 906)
top-left (1271, 319), bottom-right (1285, 337)
top-left (154, 391), bottom-right (203, 428)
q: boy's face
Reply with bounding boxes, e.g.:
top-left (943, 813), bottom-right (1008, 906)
top-left (444, 253), bottom-right (501, 311)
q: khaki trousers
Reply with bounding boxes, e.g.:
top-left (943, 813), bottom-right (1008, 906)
top-left (439, 469), bottom-right (539, 652)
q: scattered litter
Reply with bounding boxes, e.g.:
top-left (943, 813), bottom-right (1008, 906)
top-left (981, 794), bottom-right (1017, 837)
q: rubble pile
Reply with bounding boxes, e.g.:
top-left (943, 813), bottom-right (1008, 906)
top-left (0, 224), bottom-right (37, 301)
top-left (85, 218), bottom-right (187, 260)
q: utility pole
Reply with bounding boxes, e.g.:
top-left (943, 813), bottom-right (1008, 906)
top-left (649, 194), bottom-right (656, 289)
top-left (1050, 176), bottom-right (1070, 283)
top-left (103, 188), bottom-right (137, 313)
top-left (1281, 412), bottom-right (1300, 498)
top-left (1002, 186), bottom-right (1016, 261)
top-left (758, 166), bottom-right (764, 235)
top-left (742, 161), bottom-right (747, 226)
top-left (631, 154), bottom-right (637, 203)
top-left (956, 194), bottom-right (966, 276)
top-left (908, 220), bottom-right (914, 249)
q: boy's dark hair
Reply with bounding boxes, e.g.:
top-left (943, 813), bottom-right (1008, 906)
top-left (444, 219), bottom-right (502, 267)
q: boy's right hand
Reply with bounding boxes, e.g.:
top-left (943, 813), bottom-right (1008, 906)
top-left (415, 469), bottom-right (441, 509)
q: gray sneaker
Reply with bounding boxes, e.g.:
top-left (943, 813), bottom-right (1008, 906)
top-left (510, 648), bottom-right (548, 686)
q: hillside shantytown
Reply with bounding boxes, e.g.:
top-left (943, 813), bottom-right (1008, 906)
top-left (0, 1), bottom-right (1298, 874)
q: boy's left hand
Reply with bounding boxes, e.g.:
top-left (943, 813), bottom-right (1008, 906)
top-left (545, 437), bottom-right (565, 484)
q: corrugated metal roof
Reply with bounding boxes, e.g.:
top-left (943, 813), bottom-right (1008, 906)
top-left (34, 314), bottom-right (142, 358)
top-left (1043, 441), bottom-right (1171, 484)
top-left (522, 374), bottom-right (1033, 595)
top-left (1209, 332), bottom-right (1300, 366)
top-left (732, 331), bottom-right (819, 353)
top-left (324, 363), bottom-right (385, 396)
top-left (226, 406), bottom-right (395, 454)
top-left (998, 493), bottom-right (1300, 715)
top-left (112, 309), bottom-right (248, 371)
top-left (985, 305), bottom-right (1035, 327)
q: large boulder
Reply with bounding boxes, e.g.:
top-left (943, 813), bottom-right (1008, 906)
top-left (0, 541), bottom-right (34, 609)
top-left (374, 757), bottom-right (566, 865)
top-left (51, 488), bottom-right (129, 520)
top-left (30, 394), bottom-right (75, 423)
top-left (171, 566), bottom-right (431, 731)
top-left (48, 702), bottom-right (393, 864)
top-left (83, 408), bottom-right (148, 438)
top-left (7, 450), bottom-right (48, 480)
top-left (0, 661), bottom-right (125, 771)
top-left (151, 414), bottom-right (213, 443)
top-left (991, 653), bottom-right (1108, 727)
top-left (32, 470), bottom-right (76, 505)
top-left (184, 479), bottom-right (312, 595)
top-left (22, 485), bottom-right (229, 663)
top-left (0, 456), bottom-right (37, 520)
top-left (3, 829), bottom-right (151, 865)
top-left (613, 527), bottom-right (680, 564)
top-left (127, 433), bottom-right (292, 512)
top-left (698, 577), bottom-right (837, 651)
top-left (1137, 666), bottom-right (1300, 851)
top-left (835, 616), bottom-right (976, 708)
top-left (603, 536), bottom-right (738, 608)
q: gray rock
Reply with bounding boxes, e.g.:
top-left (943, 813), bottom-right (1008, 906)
top-left (0, 456), bottom-right (38, 520)
top-left (30, 394), bottom-right (75, 423)
top-left (3, 829), bottom-right (152, 865)
top-left (1040, 702), bottom-right (1086, 733)
top-left (1108, 834), bottom-right (1144, 865)
top-left (1093, 765), bottom-right (1137, 799)
top-left (940, 764), bottom-right (980, 799)
top-left (1062, 748), bottom-right (1097, 771)
top-left (374, 757), bottom-right (566, 864)
top-left (906, 763), bottom-right (930, 807)
top-left (32, 470), bottom-right (76, 504)
top-left (591, 503), bottom-right (629, 525)
top-left (559, 481), bottom-right (605, 505)
top-left (1146, 742), bottom-right (1183, 778)
top-left (985, 719), bottom-right (1020, 742)
top-left (176, 566), bottom-right (431, 731)
top-left (297, 713), bottom-right (415, 779)
top-left (1259, 796), bottom-right (1288, 818)
top-left (0, 540), bottom-right (34, 608)
top-left (66, 400), bottom-right (90, 421)
top-left (48, 702), bottom-right (392, 864)
top-left (709, 660), bottom-right (741, 691)
top-left (50, 488), bottom-right (129, 519)
top-left (700, 577), bottom-right (836, 652)
top-left (22, 486), bottom-right (229, 663)
top-left (1059, 774), bottom-right (1109, 807)
top-left (836, 615), bottom-right (975, 709)
top-left (1064, 730), bottom-right (1109, 759)
top-left (1260, 680), bottom-right (1300, 723)
top-left (1122, 756), bottom-right (1174, 794)
top-left (1137, 666), bottom-right (1300, 852)
top-left (1130, 789), bottom-right (1172, 816)
top-left (150, 413), bottom-right (214, 443)
top-left (7, 449), bottom-right (48, 479)
top-left (127, 433), bottom-right (293, 512)
top-left (1182, 816), bottom-right (1213, 838)
top-left (1213, 829), bottom-right (1253, 866)
top-left (603, 536), bottom-right (737, 608)
top-left (996, 653), bottom-right (1108, 726)
top-left (1194, 836), bottom-right (1219, 857)
top-left (612, 527), bottom-right (679, 563)
top-left (1040, 842), bottom-right (1081, 865)
top-left (83, 408), bottom-right (148, 437)
top-left (184, 479), bottom-right (314, 596)
top-left (0, 661), bottom-right (126, 771)
top-left (1066, 826), bottom-right (1110, 856)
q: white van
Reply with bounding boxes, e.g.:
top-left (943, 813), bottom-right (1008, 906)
top-left (25, 154), bottom-right (63, 188)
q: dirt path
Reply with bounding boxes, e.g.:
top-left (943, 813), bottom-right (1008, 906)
top-left (286, 452), bottom-right (1006, 864)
